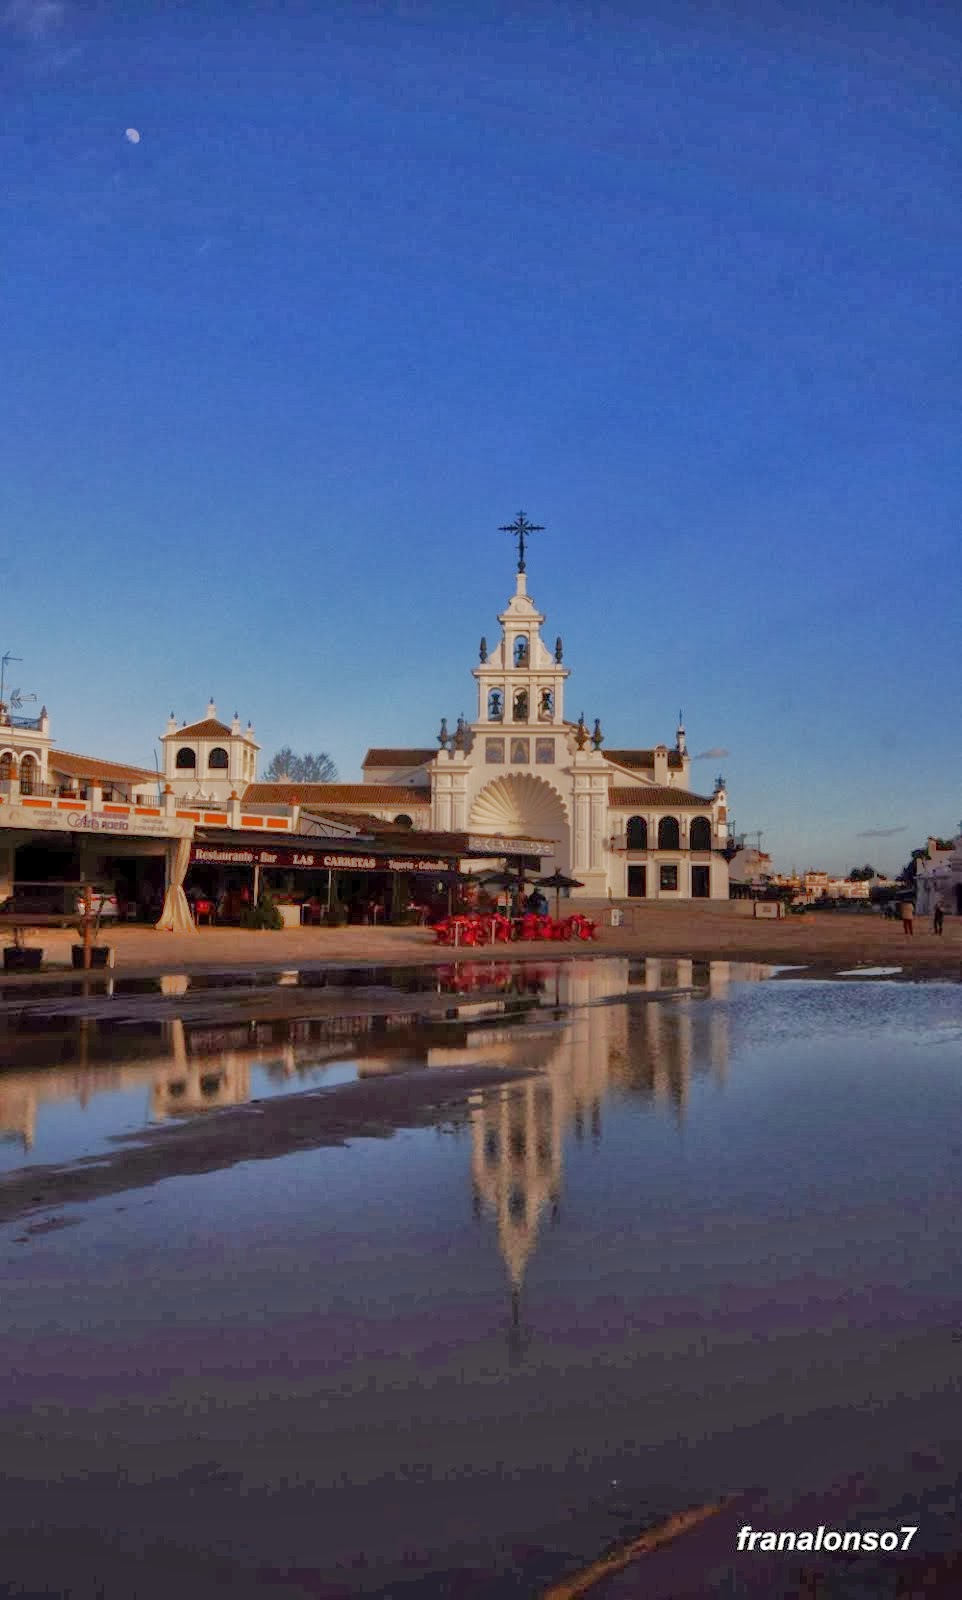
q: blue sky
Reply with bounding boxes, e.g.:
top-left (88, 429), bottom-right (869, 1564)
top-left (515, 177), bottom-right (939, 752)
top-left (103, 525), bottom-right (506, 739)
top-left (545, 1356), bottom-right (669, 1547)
top-left (3, 0), bottom-right (959, 874)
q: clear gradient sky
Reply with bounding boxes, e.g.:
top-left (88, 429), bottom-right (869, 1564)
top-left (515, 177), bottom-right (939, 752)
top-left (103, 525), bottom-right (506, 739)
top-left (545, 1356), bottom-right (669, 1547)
top-left (3, 1), bottom-right (960, 875)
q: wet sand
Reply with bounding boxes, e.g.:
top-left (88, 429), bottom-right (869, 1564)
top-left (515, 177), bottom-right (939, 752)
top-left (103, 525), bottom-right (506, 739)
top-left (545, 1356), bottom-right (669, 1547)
top-left (2, 902), bottom-right (960, 985)
top-left (0, 1061), bottom-right (537, 1226)
top-left (3, 939), bottom-right (961, 1597)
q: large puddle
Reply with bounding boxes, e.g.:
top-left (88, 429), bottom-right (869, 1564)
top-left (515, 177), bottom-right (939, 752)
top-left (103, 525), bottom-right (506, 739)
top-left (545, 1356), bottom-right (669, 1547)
top-left (1, 957), bottom-right (962, 1598)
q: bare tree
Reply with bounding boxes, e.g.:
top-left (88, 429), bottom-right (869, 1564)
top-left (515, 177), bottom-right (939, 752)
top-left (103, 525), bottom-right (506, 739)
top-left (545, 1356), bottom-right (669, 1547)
top-left (263, 748), bottom-right (337, 783)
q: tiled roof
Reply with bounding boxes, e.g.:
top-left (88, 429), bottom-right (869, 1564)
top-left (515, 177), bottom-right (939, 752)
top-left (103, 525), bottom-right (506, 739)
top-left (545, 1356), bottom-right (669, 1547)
top-left (162, 718), bottom-right (235, 740)
top-left (608, 785), bottom-right (713, 808)
top-left (362, 748), bottom-right (436, 767)
top-left (299, 807), bottom-right (399, 833)
top-left (242, 783), bottom-right (432, 807)
top-left (49, 750), bottom-right (158, 784)
top-left (605, 749), bottom-right (684, 770)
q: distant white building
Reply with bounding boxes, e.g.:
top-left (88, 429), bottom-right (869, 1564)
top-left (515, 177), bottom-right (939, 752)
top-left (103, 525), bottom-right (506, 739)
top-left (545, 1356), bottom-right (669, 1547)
top-left (915, 835), bottom-right (962, 917)
top-left (161, 700), bottom-right (260, 804)
top-left (728, 847), bottom-right (773, 889)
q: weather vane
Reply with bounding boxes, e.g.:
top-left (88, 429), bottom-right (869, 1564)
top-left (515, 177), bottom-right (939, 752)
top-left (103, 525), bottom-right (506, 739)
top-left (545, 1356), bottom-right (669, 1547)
top-left (499, 511), bottom-right (544, 574)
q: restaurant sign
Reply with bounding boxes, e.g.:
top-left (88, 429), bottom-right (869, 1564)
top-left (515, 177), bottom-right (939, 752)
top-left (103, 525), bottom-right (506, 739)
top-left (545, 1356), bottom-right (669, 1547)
top-left (192, 844), bottom-right (454, 873)
top-left (466, 834), bottom-right (554, 857)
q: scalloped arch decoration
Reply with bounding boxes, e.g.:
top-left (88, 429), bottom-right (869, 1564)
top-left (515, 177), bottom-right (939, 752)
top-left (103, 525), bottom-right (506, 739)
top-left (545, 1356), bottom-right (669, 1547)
top-left (468, 772), bottom-right (568, 839)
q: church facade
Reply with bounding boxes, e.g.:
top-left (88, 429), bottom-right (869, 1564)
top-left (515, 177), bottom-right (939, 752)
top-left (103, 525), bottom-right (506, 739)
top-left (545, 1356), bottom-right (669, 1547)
top-left (358, 551), bottom-right (730, 900)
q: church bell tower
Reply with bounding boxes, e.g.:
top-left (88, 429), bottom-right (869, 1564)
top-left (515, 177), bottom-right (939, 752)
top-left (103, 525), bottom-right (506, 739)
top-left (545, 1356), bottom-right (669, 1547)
top-left (471, 513), bottom-right (570, 737)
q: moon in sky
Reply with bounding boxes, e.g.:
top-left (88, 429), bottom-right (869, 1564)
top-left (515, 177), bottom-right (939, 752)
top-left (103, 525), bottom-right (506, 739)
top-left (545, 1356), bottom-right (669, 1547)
top-left (124, 128), bottom-right (141, 144)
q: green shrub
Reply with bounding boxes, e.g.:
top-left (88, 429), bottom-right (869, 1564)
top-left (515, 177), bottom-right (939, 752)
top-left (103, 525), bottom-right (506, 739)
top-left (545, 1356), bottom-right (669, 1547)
top-left (242, 887), bottom-right (284, 930)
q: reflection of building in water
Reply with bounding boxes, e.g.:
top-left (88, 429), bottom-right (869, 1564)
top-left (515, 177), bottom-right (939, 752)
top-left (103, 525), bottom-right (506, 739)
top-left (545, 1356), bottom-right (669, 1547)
top-left (0, 1060), bottom-right (166, 1150)
top-left (0, 1013), bottom-right (372, 1149)
top-left (468, 958), bottom-right (631, 1290)
top-left (150, 1044), bottom-right (253, 1119)
top-left (619, 957), bottom-right (734, 1113)
top-left (468, 957), bottom-right (735, 1290)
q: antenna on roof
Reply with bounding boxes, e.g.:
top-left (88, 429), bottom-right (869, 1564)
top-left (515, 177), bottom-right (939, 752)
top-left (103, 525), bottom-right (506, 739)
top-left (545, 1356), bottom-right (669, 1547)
top-left (0, 651), bottom-right (22, 714)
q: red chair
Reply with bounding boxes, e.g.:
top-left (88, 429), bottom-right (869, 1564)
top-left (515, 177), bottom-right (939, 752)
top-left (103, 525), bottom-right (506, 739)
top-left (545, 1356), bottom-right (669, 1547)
top-left (194, 898), bottom-right (214, 926)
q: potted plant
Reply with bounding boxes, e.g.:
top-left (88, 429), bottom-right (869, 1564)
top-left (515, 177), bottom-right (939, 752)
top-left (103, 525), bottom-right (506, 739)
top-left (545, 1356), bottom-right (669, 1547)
top-left (71, 889), bottom-right (114, 969)
top-left (241, 886), bottom-right (284, 930)
top-left (3, 925), bottom-right (43, 972)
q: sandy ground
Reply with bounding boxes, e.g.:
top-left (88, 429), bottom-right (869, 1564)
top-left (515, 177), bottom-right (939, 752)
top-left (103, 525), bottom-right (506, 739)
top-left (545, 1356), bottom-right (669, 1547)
top-left (2, 901), bottom-right (960, 985)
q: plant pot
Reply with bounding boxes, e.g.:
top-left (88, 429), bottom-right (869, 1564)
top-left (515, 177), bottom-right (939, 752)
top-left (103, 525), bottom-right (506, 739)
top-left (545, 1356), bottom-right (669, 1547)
top-left (71, 944), bottom-right (114, 969)
top-left (3, 947), bottom-right (43, 972)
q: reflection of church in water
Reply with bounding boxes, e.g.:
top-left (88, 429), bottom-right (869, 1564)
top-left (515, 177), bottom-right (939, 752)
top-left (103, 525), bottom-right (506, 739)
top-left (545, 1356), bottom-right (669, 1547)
top-left (1, 958), bottom-right (744, 1310)
top-left (424, 958), bottom-right (738, 1296)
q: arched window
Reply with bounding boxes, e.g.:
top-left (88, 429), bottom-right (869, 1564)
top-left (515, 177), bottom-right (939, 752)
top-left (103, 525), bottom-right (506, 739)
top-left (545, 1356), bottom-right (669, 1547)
top-left (487, 688), bottom-right (504, 720)
top-left (689, 815), bottom-right (712, 851)
top-left (208, 747), bottom-right (229, 770)
top-left (0, 751), bottom-right (11, 782)
top-left (626, 815), bottom-right (647, 850)
top-left (658, 815), bottom-right (680, 850)
top-left (393, 814), bottom-right (413, 829)
top-left (514, 636), bottom-right (528, 667)
top-left (19, 754), bottom-right (38, 794)
top-left (513, 688), bottom-right (528, 721)
top-left (175, 747), bottom-right (196, 770)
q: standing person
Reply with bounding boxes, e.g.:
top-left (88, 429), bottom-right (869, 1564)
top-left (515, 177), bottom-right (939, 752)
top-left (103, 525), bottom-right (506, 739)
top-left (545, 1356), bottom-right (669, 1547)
top-left (933, 898), bottom-right (944, 936)
top-left (900, 897), bottom-right (914, 937)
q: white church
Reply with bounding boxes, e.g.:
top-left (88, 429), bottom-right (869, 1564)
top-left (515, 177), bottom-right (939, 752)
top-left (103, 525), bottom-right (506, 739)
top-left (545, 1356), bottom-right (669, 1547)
top-left (244, 515), bottom-right (731, 900)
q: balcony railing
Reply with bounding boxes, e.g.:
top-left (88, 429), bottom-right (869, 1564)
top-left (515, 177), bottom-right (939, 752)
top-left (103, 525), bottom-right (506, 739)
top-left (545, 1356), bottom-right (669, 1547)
top-left (0, 714), bottom-right (43, 731)
top-left (18, 781), bottom-right (60, 798)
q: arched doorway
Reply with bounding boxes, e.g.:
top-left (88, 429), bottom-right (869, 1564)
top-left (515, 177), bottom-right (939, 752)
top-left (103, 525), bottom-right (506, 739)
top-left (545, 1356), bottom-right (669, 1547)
top-left (468, 773), bottom-right (569, 872)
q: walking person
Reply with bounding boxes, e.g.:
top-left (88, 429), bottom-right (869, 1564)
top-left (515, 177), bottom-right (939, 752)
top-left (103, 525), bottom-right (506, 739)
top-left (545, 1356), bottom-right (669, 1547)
top-left (933, 898), bottom-right (944, 936)
top-left (900, 897), bottom-right (915, 937)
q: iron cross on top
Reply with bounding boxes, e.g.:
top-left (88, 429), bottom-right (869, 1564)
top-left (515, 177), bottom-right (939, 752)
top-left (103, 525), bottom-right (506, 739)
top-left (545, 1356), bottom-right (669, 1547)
top-left (499, 511), bottom-right (544, 574)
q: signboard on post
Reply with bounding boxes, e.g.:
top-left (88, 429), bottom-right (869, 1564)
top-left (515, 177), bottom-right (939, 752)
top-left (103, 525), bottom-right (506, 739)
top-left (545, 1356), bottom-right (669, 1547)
top-left (466, 835), bottom-right (554, 857)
